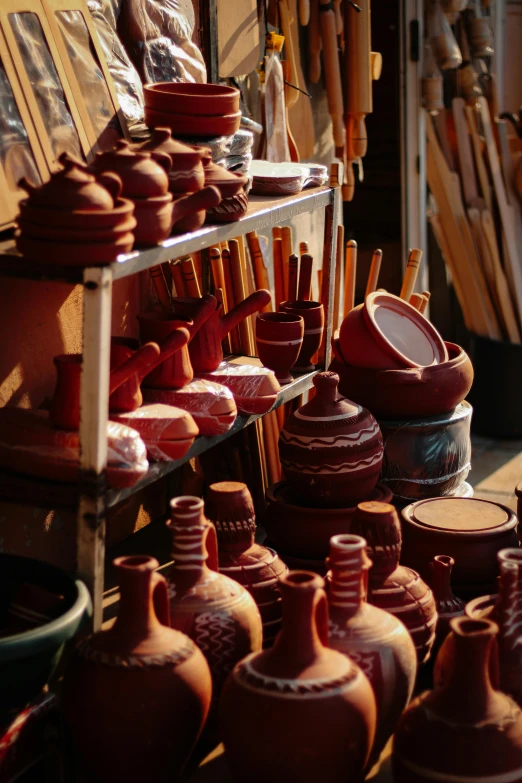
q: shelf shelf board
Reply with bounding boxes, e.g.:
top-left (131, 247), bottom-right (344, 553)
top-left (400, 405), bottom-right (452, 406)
top-left (0, 187), bottom-right (332, 283)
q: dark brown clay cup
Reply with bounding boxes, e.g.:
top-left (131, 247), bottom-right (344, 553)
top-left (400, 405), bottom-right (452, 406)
top-left (256, 312), bottom-right (304, 384)
top-left (280, 300), bottom-right (324, 372)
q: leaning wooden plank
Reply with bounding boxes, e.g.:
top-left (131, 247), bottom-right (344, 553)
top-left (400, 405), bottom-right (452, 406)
top-left (467, 207), bottom-right (501, 325)
top-left (481, 210), bottom-right (521, 343)
top-left (465, 105), bottom-right (493, 212)
top-left (428, 212), bottom-right (474, 332)
top-left (453, 98), bottom-right (479, 207)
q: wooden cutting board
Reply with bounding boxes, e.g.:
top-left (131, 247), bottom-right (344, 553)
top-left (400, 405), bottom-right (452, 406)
top-left (285, 0), bottom-right (315, 159)
top-left (217, 0), bottom-right (260, 78)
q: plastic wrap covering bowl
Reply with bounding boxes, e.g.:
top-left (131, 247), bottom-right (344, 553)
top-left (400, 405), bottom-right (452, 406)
top-left (378, 401), bottom-right (472, 502)
top-left (0, 554), bottom-right (90, 715)
top-left (400, 497), bottom-right (519, 597)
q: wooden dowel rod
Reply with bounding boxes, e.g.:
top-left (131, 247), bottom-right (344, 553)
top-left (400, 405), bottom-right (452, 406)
top-left (343, 239), bottom-right (357, 316)
top-left (229, 239), bottom-right (254, 355)
top-left (299, 241), bottom-right (309, 255)
top-left (419, 295), bottom-right (429, 315)
top-left (400, 248), bottom-right (423, 301)
top-left (272, 226), bottom-right (283, 242)
top-left (409, 292), bottom-right (424, 311)
top-left (149, 265), bottom-right (171, 312)
top-left (215, 288), bottom-right (231, 354)
top-left (297, 253), bottom-right (313, 300)
top-left (236, 235), bottom-right (256, 353)
top-left (180, 256), bottom-right (201, 297)
top-left (221, 248), bottom-right (241, 353)
top-left (333, 224), bottom-right (343, 330)
top-left (209, 246), bottom-right (227, 310)
top-left (365, 248), bottom-right (383, 298)
top-left (170, 260), bottom-right (186, 297)
top-left (281, 226), bottom-right (293, 301)
top-left (246, 231), bottom-right (272, 311)
top-left (288, 254), bottom-right (299, 301)
top-left (273, 238), bottom-right (285, 309)
top-left (192, 251), bottom-right (203, 293)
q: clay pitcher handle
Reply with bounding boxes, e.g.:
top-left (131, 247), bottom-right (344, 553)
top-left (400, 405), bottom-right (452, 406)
top-left (150, 149), bottom-right (172, 176)
top-left (96, 171), bottom-right (123, 201)
top-left (171, 186), bottom-right (221, 226)
top-left (140, 326), bottom-right (191, 379)
top-left (220, 289), bottom-right (271, 338)
top-left (188, 293), bottom-right (218, 340)
top-left (109, 342), bottom-right (161, 394)
top-left (203, 524), bottom-right (219, 573)
top-left (313, 589), bottom-right (329, 647)
top-left (150, 571), bottom-right (171, 626)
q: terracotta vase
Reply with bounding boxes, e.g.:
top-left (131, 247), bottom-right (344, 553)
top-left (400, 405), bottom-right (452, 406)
top-left (132, 128), bottom-right (206, 193)
top-left (278, 372), bottom-right (384, 507)
top-left (327, 534), bottom-right (417, 767)
top-left (429, 555), bottom-right (465, 651)
top-left (256, 312), bottom-right (304, 384)
top-left (392, 617), bottom-right (522, 783)
top-left (220, 571), bottom-right (376, 783)
top-left (172, 290), bottom-right (271, 373)
top-left (138, 295), bottom-right (217, 388)
top-left (62, 555), bottom-right (212, 783)
top-left (166, 497), bottom-right (262, 745)
top-left (205, 481), bottom-right (288, 648)
top-left (350, 501), bottom-right (438, 664)
top-left (280, 300), bottom-right (325, 372)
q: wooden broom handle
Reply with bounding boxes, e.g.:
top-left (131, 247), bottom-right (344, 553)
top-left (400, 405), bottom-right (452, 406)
top-left (400, 248), bottom-right (423, 301)
top-left (298, 253), bottom-right (313, 300)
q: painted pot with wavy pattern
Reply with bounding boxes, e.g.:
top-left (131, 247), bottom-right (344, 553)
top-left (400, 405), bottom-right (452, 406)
top-left (62, 555), bottom-right (212, 783)
top-left (220, 571), bottom-right (376, 783)
top-left (278, 371), bottom-right (383, 507)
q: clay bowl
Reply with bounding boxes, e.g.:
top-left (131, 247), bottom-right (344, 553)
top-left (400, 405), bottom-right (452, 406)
top-left (15, 232), bottom-right (134, 266)
top-left (331, 340), bottom-right (474, 419)
top-left (400, 497), bottom-right (519, 597)
top-left (280, 300), bottom-right (324, 372)
top-left (144, 83), bottom-right (240, 116)
top-left (256, 312), bottom-right (304, 384)
top-left (339, 292), bottom-right (448, 370)
top-left (144, 106), bottom-right (242, 139)
top-left (263, 481), bottom-right (393, 559)
top-left (132, 193), bottom-right (173, 246)
top-left (18, 197), bottom-right (135, 230)
top-left (17, 215), bottom-right (137, 244)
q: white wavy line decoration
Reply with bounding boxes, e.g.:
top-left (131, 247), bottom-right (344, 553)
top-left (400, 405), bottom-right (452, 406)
top-left (280, 423), bottom-right (379, 449)
top-left (281, 450), bottom-right (383, 474)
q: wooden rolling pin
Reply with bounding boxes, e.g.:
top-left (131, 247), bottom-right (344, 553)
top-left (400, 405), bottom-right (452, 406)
top-left (400, 248), bottom-right (423, 301)
top-left (344, 0), bottom-right (372, 166)
top-left (319, 0), bottom-right (345, 151)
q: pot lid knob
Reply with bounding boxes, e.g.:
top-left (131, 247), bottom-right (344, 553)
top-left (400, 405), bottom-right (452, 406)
top-left (313, 371), bottom-right (340, 401)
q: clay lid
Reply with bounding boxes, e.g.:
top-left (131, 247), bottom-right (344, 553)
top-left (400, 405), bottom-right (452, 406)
top-left (404, 497), bottom-right (516, 534)
top-left (91, 140), bottom-right (170, 198)
top-left (206, 481), bottom-right (255, 523)
top-left (19, 153), bottom-right (118, 211)
top-left (136, 128), bottom-right (208, 160)
top-left (298, 371), bottom-right (361, 420)
top-left (203, 159), bottom-right (248, 188)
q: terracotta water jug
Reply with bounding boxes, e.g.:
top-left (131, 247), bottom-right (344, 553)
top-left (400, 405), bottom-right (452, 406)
top-left (138, 294), bottom-right (217, 388)
top-left (351, 501), bottom-right (438, 663)
top-left (205, 481), bottom-right (288, 647)
top-left (327, 534), bottom-right (417, 767)
top-left (62, 555), bottom-right (212, 783)
top-left (393, 617), bottom-right (522, 783)
top-left (171, 290), bottom-right (271, 373)
top-left (220, 571), bottom-right (377, 783)
top-left (429, 554), bottom-right (465, 651)
top-left (278, 372), bottom-right (383, 508)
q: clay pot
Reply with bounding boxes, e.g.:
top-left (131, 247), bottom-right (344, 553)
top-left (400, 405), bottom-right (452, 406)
top-left (205, 481), bottom-right (288, 648)
top-left (170, 186), bottom-right (221, 235)
top-left (17, 215), bottom-right (137, 244)
top-left (18, 153), bottom-right (120, 211)
top-left (144, 83), bottom-right (240, 116)
top-left (339, 292), bottom-right (448, 370)
top-left (18, 196), bottom-right (135, 231)
top-left (144, 106), bottom-right (242, 138)
top-left (205, 189), bottom-right (248, 224)
top-left (62, 555), bottom-right (212, 783)
top-left (90, 140), bottom-right (171, 199)
top-left (132, 128), bottom-right (206, 193)
top-left (278, 372), bottom-right (384, 507)
top-left (256, 312), bottom-right (304, 384)
top-left (49, 338), bottom-right (183, 430)
top-left (280, 300), bottom-right (325, 371)
top-left (263, 480), bottom-right (393, 559)
top-left (220, 571), bottom-right (377, 783)
top-left (401, 497), bottom-right (519, 597)
top-left (327, 534), bottom-right (417, 767)
top-left (351, 501), bottom-right (438, 664)
top-left (331, 340), bottom-right (474, 419)
top-left (138, 295), bottom-right (217, 388)
top-left (109, 329), bottom-right (191, 413)
top-left (15, 232), bottom-right (134, 266)
top-left (172, 290), bottom-right (271, 373)
top-left (429, 555), bottom-right (465, 651)
top-left (166, 497), bottom-right (262, 747)
top-left (392, 617), bottom-right (522, 783)
top-left (202, 159), bottom-right (248, 199)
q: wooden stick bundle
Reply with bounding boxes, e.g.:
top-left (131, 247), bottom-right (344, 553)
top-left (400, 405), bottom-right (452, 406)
top-left (298, 253), bottom-right (313, 300)
top-left (170, 260), bottom-right (186, 297)
top-left (149, 265), bottom-right (171, 312)
top-left (246, 231), bottom-right (272, 311)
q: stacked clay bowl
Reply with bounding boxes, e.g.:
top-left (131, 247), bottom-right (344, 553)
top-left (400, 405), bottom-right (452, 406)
top-left (16, 153), bottom-right (135, 265)
top-left (143, 83), bottom-right (242, 139)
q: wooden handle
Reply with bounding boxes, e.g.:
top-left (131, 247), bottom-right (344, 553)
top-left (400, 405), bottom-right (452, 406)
top-left (229, 239), bottom-right (254, 355)
top-left (409, 292), bottom-right (424, 311)
top-left (365, 248), bottom-right (383, 297)
top-left (281, 225), bottom-right (293, 301)
top-left (180, 256), bottom-right (201, 297)
top-left (288, 253), bottom-right (299, 300)
top-left (419, 295), bottom-right (429, 315)
top-left (246, 231), bottom-right (272, 311)
top-left (109, 342), bottom-right (161, 394)
top-left (279, 0), bottom-right (300, 109)
top-left (342, 161), bottom-right (355, 202)
top-left (273, 237), bottom-right (285, 308)
top-left (299, 241), bottom-right (309, 255)
top-left (215, 288), bottom-right (231, 354)
top-left (272, 226), bottom-right (283, 241)
top-left (308, 0), bottom-right (322, 83)
top-left (333, 0), bottom-right (342, 34)
top-left (343, 239), bottom-right (357, 316)
top-left (400, 248), bottom-right (423, 301)
top-left (370, 51), bottom-right (382, 80)
top-left (319, 0), bottom-right (345, 149)
top-left (344, 0), bottom-right (372, 160)
top-left (169, 260), bottom-right (186, 297)
top-left (221, 248), bottom-right (241, 353)
top-left (298, 253), bottom-right (313, 300)
top-left (299, 0), bottom-right (310, 25)
top-left (149, 265), bottom-right (171, 313)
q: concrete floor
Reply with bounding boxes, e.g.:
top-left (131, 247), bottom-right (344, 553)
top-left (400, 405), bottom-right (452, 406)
top-left (470, 435), bottom-right (522, 512)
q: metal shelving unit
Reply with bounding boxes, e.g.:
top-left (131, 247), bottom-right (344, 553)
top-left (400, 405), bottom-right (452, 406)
top-left (0, 183), bottom-right (341, 629)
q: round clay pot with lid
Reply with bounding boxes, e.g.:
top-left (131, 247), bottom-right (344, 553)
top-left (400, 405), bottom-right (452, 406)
top-left (256, 312), bottom-right (304, 384)
top-left (219, 571), bottom-right (377, 783)
top-left (131, 193), bottom-right (173, 246)
top-left (144, 82), bottom-right (240, 116)
top-left (205, 481), bottom-right (288, 648)
top-left (132, 128), bottom-right (206, 194)
top-left (278, 372), bottom-right (384, 507)
top-left (339, 292), bottom-right (448, 370)
top-left (401, 497), bottom-right (519, 595)
top-left (280, 300), bottom-right (325, 372)
top-left (18, 196), bottom-right (134, 230)
top-left (90, 140), bottom-right (171, 199)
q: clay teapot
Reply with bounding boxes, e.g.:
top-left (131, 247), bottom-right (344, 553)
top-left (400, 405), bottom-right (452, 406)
top-left (138, 294), bottom-right (218, 388)
top-left (109, 329), bottom-right (191, 412)
top-left (90, 140), bottom-right (171, 199)
top-left (19, 153), bottom-right (122, 212)
top-left (50, 329), bottom-right (188, 430)
top-left (132, 129), bottom-right (207, 193)
top-left (171, 290), bottom-right (271, 373)
top-left (278, 371), bottom-right (384, 508)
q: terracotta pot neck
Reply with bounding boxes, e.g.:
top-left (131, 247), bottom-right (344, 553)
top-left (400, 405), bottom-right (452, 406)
top-left (496, 549), bottom-right (522, 649)
top-left (112, 556), bottom-right (162, 641)
top-left (327, 535), bottom-right (369, 618)
top-left (168, 497), bottom-right (211, 585)
top-left (430, 555), bottom-right (455, 602)
top-left (351, 502), bottom-right (401, 583)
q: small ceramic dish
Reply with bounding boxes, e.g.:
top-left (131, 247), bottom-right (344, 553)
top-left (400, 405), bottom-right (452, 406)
top-left (18, 197), bottom-right (135, 230)
top-left (248, 161), bottom-right (309, 196)
top-left (144, 106), bottom-right (242, 138)
top-left (144, 83), bottom-right (240, 116)
top-left (16, 232), bottom-right (134, 266)
top-left (339, 291), bottom-right (449, 370)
